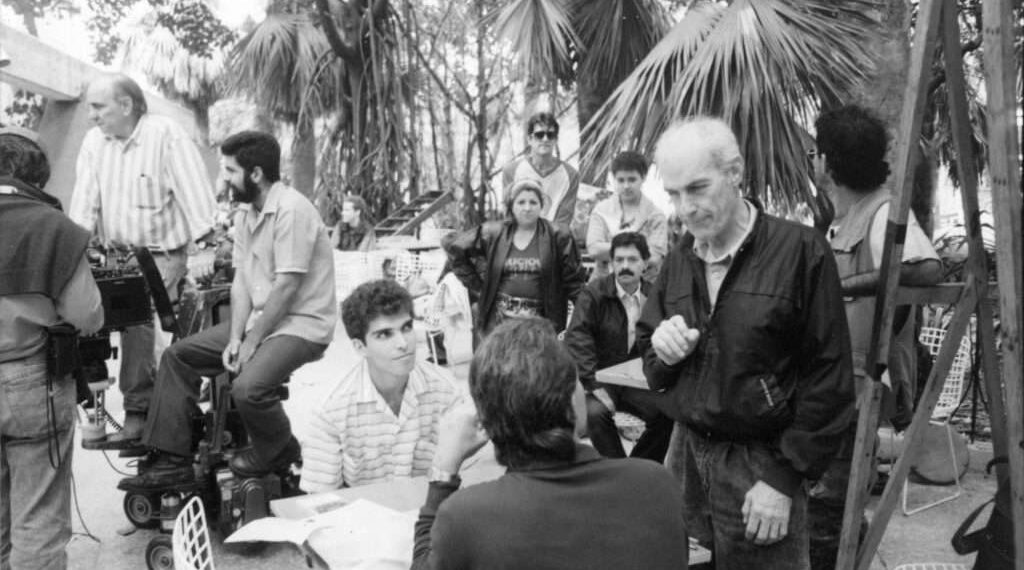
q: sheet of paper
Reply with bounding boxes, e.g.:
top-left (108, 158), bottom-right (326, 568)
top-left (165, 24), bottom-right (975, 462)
top-left (225, 516), bottom-right (325, 545)
top-left (307, 499), bottom-right (418, 569)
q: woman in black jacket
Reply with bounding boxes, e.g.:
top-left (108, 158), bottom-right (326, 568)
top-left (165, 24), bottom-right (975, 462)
top-left (443, 178), bottom-right (586, 338)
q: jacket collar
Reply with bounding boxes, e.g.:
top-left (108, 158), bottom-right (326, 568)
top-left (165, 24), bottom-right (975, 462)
top-left (0, 176), bottom-right (63, 210)
top-left (595, 272), bottom-right (650, 300)
top-left (506, 443), bottom-right (603, 473)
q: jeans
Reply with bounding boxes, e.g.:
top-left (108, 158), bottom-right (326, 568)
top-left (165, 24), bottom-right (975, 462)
top-left (586, 386), bottom-right (672, 461)
top-left (0, 354), bottom-right (75, 570)
top-left (665, 423), bottom-right (809, 570)
top-left (120, 250), bottom-right (187, 414)
top-left (141, 322), bottom-right (325, 464)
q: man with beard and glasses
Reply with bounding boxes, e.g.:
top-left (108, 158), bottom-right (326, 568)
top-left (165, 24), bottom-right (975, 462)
top-left (119, 131), bottom-right (337, 487)
top-left (565, 232), bottom-right (672, 461)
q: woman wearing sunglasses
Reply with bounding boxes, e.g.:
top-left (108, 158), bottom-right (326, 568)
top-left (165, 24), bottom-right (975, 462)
top-left (442, 178), bottom-right (586, 342)
top-left (500, 112), bottom-right (580, 230)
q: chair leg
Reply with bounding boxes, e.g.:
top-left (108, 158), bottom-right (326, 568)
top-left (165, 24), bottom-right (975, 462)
top-left (902, 423), bottom-right (963, 516)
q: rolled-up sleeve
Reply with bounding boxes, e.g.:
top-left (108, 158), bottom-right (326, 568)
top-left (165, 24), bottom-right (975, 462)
top-left (163, 130), bottom-right (216, 241)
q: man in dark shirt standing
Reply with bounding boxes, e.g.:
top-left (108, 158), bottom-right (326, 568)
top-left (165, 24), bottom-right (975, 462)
top-left (565, 231), bottom-right (672, 460)
top-left (638, 117), bottom-right (854, 569)
top-left (412, 318), bottom-right (688, 570)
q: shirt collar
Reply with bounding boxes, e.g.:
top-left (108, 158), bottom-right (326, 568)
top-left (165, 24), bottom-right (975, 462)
top-left (693, 200), bottom-right (758, 264)
top-left (614, 279), bottom-right (644, 303)
top-left (104, 115), bottom-right (146, 148)
top-left (354, 358), bottom-right (424, 406)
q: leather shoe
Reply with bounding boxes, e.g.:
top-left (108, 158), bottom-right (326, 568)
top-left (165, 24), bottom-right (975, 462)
top-left (118, 453), bottom-right (193, 490)
top-left (108, 412), bottom-right (146, 443)
top-left (229, 439), bottom-right (301, 478)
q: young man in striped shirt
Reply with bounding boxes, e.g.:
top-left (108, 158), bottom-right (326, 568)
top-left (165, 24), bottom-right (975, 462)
top-left (300, 279), bottom-right (459, 492)
top-left (69, 74), bottom-right (218, 443)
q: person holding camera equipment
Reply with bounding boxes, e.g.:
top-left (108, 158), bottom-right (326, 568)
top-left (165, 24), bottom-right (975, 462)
top-left (0, 127), bottom-right (104, 570)
top-left (68, 74), bottom-right (218, 444)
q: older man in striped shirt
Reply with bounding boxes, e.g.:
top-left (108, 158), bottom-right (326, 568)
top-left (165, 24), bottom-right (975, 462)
top-left (69, 74), bottom-right (217, 443)
top-left (301, 280), bottom-right (459, 493)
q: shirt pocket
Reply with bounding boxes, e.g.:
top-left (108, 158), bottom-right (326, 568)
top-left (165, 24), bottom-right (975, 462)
top-left (132, 173), bottom-right (166, 210)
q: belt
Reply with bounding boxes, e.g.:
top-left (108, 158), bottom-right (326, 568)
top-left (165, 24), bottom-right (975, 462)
top-left (147, 245), bottom-right (187, 256)
top-left (497, 293), bottom-right (542, 314)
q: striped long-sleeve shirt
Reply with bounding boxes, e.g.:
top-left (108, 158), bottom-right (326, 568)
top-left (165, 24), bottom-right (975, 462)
top-left (69, 114), bottom-right (216, 250)
top-left (300, 359), bottom-right (458, 494)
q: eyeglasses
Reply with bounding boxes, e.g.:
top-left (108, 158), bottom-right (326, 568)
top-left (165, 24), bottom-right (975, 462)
top-left (531, 130), bottom-right (557, 141)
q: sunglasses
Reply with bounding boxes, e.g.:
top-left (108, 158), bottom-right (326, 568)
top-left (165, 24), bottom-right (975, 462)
top-left (531, 130), bottom-right (557, 141)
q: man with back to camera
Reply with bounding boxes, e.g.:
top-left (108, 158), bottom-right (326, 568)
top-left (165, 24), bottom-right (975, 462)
top-left (808, 104), bottom-right (943, 570)
top-left (412, 317), bottom-right (688, 570)
top-left (586, 151), bottom-right (668, 280)
top-left (0, 127), bottom-right (104, 570)
top-left (119, 130), bottom-right (336, 487)
top-left (68, 73), bottom-right (218, 444)
top-left (565, 231), bottom-right (672, 461)
top-left (637, 117), bottom-right (855, 569)
top-left (301, 279), bottom-right (459, 492)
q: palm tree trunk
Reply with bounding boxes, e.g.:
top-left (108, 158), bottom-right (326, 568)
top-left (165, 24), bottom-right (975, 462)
top-left (292, 124), bottom-right (317, 197)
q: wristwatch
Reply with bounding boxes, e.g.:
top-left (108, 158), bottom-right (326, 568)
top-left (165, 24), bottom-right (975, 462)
top-left (427, 466), bottom-right (461, 486)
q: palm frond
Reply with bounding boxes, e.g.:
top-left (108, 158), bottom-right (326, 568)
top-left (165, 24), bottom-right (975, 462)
top-left (228, 13), bottom-right (305, 117)
top-left (581, 0), bottom-right (879, 211)
top-left (572, 0), bottom-right (669, 85)
top-left (492, 0), bottom-right (578, 85)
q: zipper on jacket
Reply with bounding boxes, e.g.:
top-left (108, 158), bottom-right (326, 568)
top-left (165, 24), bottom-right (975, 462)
top-left (758, 377), bottom-right (776, 408)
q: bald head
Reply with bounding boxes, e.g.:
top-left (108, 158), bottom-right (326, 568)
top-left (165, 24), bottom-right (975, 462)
top-left (86, 74), bottom-right (148, 138)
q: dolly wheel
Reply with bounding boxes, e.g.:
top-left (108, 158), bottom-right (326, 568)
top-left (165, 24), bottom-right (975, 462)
top-left (124, 492), bottom-right (161, 529)
top-left (146, 534), bottom-right (174, 570)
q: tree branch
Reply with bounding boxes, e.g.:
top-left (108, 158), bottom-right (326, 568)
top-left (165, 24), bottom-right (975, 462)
top-left (394, 16), bottom-right (475, 118)
top-left (314, 0), bottom-right (362, 65)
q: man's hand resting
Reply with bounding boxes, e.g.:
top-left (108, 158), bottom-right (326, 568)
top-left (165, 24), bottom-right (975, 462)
top-left (742, 480), bottom-right (792, 545)
top-left (651, 315), bottom-right (700, 366)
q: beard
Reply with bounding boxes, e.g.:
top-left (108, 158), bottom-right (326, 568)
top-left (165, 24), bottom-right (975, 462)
top-left (230, 174), bottom-right (260, 204)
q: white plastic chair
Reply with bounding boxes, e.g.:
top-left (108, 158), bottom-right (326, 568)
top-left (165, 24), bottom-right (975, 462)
top-left (173, 496), bottom-right (216, 570)
top-left (892, 564), bottom-right (967, 570)
top-left (902, 325), bottom-right (971, 515)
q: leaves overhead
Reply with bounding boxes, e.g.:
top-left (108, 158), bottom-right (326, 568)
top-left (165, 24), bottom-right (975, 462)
top-left (493, 0), bottom-right (579, 85)
top-left (581, 0), bottom-right (879, 213)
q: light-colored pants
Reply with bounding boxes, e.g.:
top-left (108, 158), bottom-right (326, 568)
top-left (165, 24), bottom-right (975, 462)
top-left (120, 250), bottom-right (188, 413)
top-left (0, 353), bottom-right (75, 570)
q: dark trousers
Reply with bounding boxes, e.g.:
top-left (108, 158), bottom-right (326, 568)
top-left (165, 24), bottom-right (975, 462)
top-left (586, 386), bottom-right (673, 462)
top-left (666, 423), bottom-right (810, 570)
top-left (141, 322), bottom-right (325, 464)
top-left (807, 423), bottom-right (872, 570)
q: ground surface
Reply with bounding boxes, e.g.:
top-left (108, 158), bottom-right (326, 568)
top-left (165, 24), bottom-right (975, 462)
top-left (64, 327), bottom-right (993, 570)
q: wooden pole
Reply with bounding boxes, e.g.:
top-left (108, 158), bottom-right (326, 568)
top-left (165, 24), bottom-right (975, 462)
top-left (837, 0), bottom-right (945, 567)
top-left (981, 1), bottom-right (1024, 567)
top-left (941, 0), bottom-right (1008, 475)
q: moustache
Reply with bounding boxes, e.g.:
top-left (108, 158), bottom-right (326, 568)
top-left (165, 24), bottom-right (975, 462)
top-left (617, 269), bottom-right (636, 277)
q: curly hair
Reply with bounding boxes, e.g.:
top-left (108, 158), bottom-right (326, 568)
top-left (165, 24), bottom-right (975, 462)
top-left (469, 317), bottom-right (578, 468)
top-left (611, 150), bottom-right (649, 177)
top-left (341, 279), bottom-right (414, 341)
top-left (0, 132), bottom-right (50, 188)
top-left (815, 104), bottom-right (890, 192)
